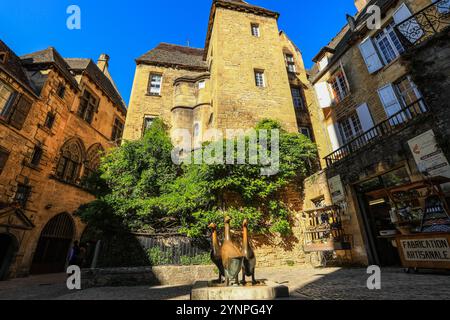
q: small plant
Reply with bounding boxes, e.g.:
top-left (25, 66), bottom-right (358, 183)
top-left (147, 247), bottom-right (172, 266)
top-left (286, 260), bottom-right (295, 267)
top-left (180, 252), bottom-right (212, 266)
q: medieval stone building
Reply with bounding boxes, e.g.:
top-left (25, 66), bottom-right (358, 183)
top-left (0, 40), bottom-right (126, 279)
top-left (123, 0), bottom-right (315, 144)
top-left (304, 0), bottom-right (450, 266)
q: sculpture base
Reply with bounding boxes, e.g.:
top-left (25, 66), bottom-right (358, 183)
top-left (191, 280), bottom-right (289, 300)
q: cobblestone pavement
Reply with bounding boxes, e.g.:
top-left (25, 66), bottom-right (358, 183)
top-left (1, 267), bottom-right (449, 300)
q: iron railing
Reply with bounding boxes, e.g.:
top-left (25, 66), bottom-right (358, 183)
top-left (395, 0), bottom-right (450, 47)
top-left (324, 98), bottom-right (429, 167)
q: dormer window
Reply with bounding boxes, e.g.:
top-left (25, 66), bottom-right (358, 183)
top-left (0, 52), bottom-right (7, 64)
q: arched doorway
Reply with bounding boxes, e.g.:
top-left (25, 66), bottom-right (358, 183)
top-left (31, 213), bottom-right (75, 275)
top-left (0, 234), bottom-right (18, 280)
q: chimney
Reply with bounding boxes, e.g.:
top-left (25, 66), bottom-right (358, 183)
top-left (97, 53), bottom-right (110, 73)
top-left (354, 0), bottom-right (369, 12)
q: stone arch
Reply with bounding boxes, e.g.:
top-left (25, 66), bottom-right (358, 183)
top-left (85, 143), bottom-right (104, 175)
top-left (30, 212), bottom-right (76, 275)
top-left (55, 137), bottom-right (86, 183)
top-left (0, 233), bottom-right (18, 280)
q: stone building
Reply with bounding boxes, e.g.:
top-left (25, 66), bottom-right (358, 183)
top-left (0, 40), bottom-right (126, 279)
top-left (123, 0), bottom-right (317, 266)
top-left (123, 0), bottom-right (315, 144)
top-left (304, 0), bottom-right (450, 266)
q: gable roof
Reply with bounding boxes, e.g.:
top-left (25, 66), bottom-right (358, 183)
top-left (0, 39), bottom-right (37, 96)
top-left (65, 58), bottom-right (127, 114)
top-left (136, 43), bottom-right (207, 71)
top-left (20, 47), bottom-right (80, 90)
top-left (309, 0), bottom-right (398, 83)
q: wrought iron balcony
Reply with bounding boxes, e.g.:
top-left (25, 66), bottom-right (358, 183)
top-left (395, 0), bottom-right (450, 48)
top-left (324, 99), bottom-right (429, 167)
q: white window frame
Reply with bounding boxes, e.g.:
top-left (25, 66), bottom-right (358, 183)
top-left (251, 23), bottom-right (260, 37)
top-left (329, 71), bottom-right (349, 103)
top-left (255, 70), bottom-right (265, 88)
top-left (148, 74), bottom-right (163, 95)
top-left (374, 21), bottom-right (405, 65)
top-left (339, 113), bottom-right (363, 144)
top-left (285, 54), bottom-right (296, 73)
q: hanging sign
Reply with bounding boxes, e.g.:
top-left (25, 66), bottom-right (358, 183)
top-left (408, 130), bottom-right (450, 179)
top-left (400, 238), bottom-right (450, 262)
top-left (328, 175), bottom-right (345, 204)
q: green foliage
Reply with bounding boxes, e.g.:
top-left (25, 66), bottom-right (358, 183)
top-left (76, 118), bottom-right (318, 240)
top-left (180, 253), bottom-right (212, 266)
top-left (147, 247), bottom-right (172, 266)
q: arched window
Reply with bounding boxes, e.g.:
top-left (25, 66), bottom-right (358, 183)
top-left (56, 138), bottom-right (85, 183)
top-left (84, 143), bottom-right (104, 177)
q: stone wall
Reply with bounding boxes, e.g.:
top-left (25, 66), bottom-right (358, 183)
top-left (81, 265), bottom-right (217, 289)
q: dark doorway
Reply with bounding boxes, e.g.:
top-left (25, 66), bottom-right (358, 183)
top-left (0, 234), bottom-right (18, 280)
top-left (31, 213), bottom-right (75, 275)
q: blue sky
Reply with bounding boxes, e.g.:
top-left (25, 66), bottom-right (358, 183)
top-left (0, 1), bottom-right (357, 105)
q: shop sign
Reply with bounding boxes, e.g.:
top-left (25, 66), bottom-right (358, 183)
top-left (328, 175), bottom-right (345, 204)
top-left (400, 238), bottom-right (450, 262)
top-left (408, 130), bottom-right (450, 179)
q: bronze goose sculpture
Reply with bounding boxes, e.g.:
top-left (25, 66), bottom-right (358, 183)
top-left (241, 219), bottom-right (257, 285)
top-left (220, 216), bottom-right (244, 286)
top-left (208, 223), bottom-right (225, 283)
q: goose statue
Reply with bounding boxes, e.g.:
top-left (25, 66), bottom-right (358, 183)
top-left (241, 219), bottom-right (257, 285)
top-left (220, 216), bottom-right (244, 286)
top-left (208, 223), bottom-right (225, 283)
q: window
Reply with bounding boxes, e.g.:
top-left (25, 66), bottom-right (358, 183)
top-left (78, 89), bottom-right (98, 124)
top-left (291, 87), bottom-right (305, 109)
top-left (111, 118), bottom-right (124, 143)
top-left (285, 54), bottom-right (296, 73)
top-left (0, 148), bottom-right (9, 174)
top-left (0, 80), bottom-right (16, 118)
top-left (254, 70), bottom-right (265, 87)
top-left (251, 23), bottom-right (260, 37)
top-left (143, 116), bottom-right (155, 135)
top-left (0, 52), bottom-right (7, 64)
top-left (15, 184), bottom-right (32, 208)
top-left (395, 77), bottom-right (422, 107)
top-left (318, 56), bottom-right (329, 71)
top-left (85, 143), bottom-right (104, 177)
top-left (198, 80), bottom-right (206, 90)
top-left (148, 74), bottom-right (162, 95)
top-left (56, 83), bottom-right (66, 99)
top-left (374, 21), bottom-right (405, 65)
top-left (339, 113), bottom-right (363, 143)
top-left (329, 71), bottom-right (349, 103)
top-left (56, 140), bottom-right (83, 183)
top-left (44, 112), bottom-right (55, 129)
top-left (30, 145), bottom-right (43, 167)
top-left (299, 127), bottom-right (312, 140)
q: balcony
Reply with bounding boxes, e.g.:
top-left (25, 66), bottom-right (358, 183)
top-left (324, 99), bottom-right (429, 167)
top-left (395, 0), bottom-right (450, 48)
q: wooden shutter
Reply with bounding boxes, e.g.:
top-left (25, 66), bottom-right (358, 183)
top-left (378, 84), bottom-right (403, 125)
top-left (327, 123), bottom-right (342, 152)
top-left (394, 3), bottom-right (424, 44)
top-left (9, 94), bottom-right (33, 130)
top-left (356, 103), bottom-right (375, 132)
top-left (359, 37), bottom-right (383, 74)
top-left (314, 82), bottom-right (332, 108)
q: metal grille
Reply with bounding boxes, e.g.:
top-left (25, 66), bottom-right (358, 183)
top-left (41, 213), bottom-right (75, 240)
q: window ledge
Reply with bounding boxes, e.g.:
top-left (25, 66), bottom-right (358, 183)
top-left (37, 124), bottom-right (55, 136)
top-left (22, 161), bottom-right (42, 172)
top-left (146, 93), bottom-right (162, 97)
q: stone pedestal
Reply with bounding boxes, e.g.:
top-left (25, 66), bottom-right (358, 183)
top-left (191, 281), bottom-right (289, 300)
